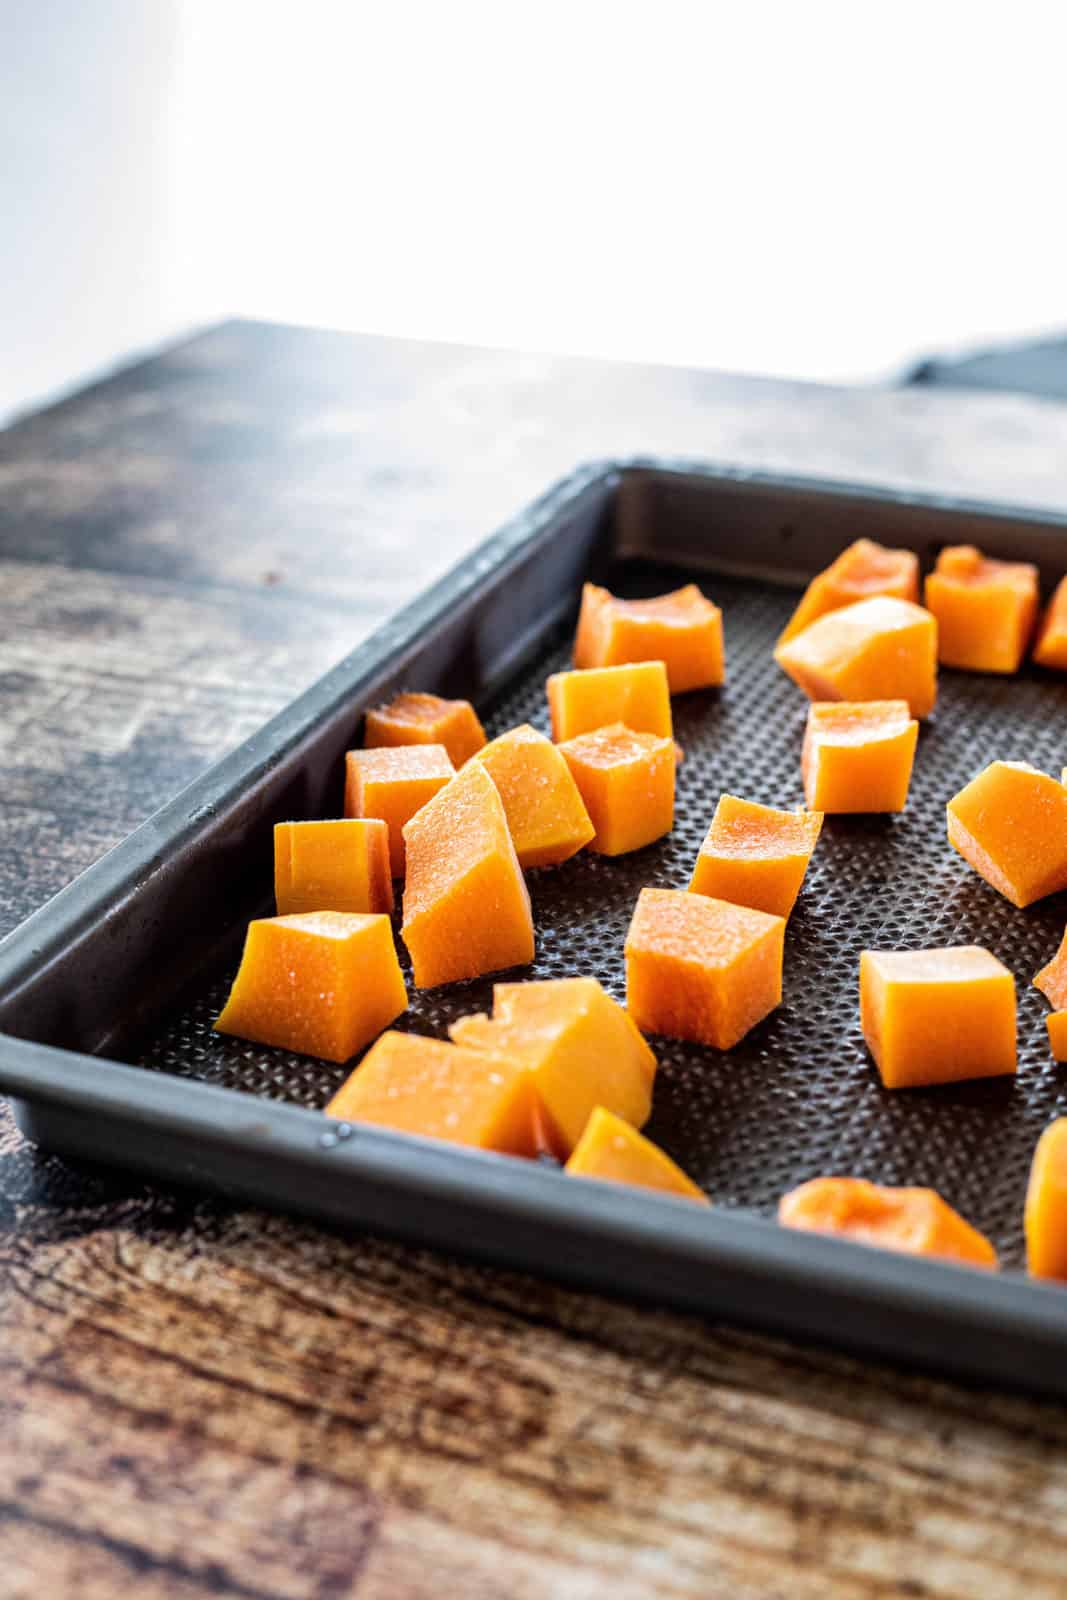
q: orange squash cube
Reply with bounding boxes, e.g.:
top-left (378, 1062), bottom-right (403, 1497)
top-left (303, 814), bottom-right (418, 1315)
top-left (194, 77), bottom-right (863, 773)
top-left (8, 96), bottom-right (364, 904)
top-left (1033, 576), bottom-right (1067, 670)
top-left (859, 946), bottom-right (1016, 1089)
top-left (625, 887), bottom-right (784, 1050)
top-left (1047, 1013), bottom-right (1067, 1062)
top-left (774, 596), bottom-right (937, 720)
top-left (924, 545), bottom-right (1038, 673)
top-left (688, 793), bottom-right (822, 918)
top-left (947, 760), bottom-right (1067, 907)
top-left (214, 911), bottom-right (407, 1063)
top-left (573, 582), bottom-right (724, 692)
top-left (546, 661), bottom-right (672, 743)
top-left (779, 1178), bottom-right (997, 1269)
top-left (325, 1031), bottom-right (536, 1155)
top-left (345, 744), bottom-right (454, 877)
top-left (565, 1107), bottom-right (708, 1203)
top-left (558, 723), bottom-right (674, 856)
top-left (450, 977), bottom-right (656, 1156)
top-left (274, 819), bottom-right (393, 916)
top-left (801, 700), bottom-right (918, 813)
top-left (1033, 928), bottom-right (1067, 1009)
top-left (1025, 1119), bottom-right (1067, 1279)
top-left (473, 723), bottom-right (594, 869)
top-left (401, 761), bottom-right (534, 988)
top-left (778, 539), bottom-right (921, 647)
top-left (364, 691), bottom-right (486, 766)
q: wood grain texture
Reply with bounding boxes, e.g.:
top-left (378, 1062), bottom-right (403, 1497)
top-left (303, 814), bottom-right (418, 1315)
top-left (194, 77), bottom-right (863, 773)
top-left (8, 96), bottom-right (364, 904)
top-left (3, 321), bottom-right (1067, 1598)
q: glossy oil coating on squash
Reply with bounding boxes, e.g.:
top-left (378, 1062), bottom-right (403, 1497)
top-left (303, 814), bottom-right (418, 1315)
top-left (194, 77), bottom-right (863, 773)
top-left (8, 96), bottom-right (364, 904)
top-left (947, 760), bottom-right (1067, 907)
top-left (774, 596), bottom-right (937, 719)
top-left (364, 691), bottom-right (486, 766)
top-left (564, 1107), bottom-right (709, 1202)
top-left (214, 911), bottom-right (407, 1063)
top-left (573, 582), bottom-right (724, 692)
top-left (345, 744), bottom-right (455, 877)
top-left (1033, 576), bottom-right (1067, 670)
top-left (473, 723), bottom-right (594, 869)
top-left (1025, 1119), bottom-right (1067, 1279)
top-left (401, 760), bottom-right (534, 988)
top-left (779, 1178), bottom-right (997, 1268)
top-left (688, 793), bottom-right (822, 918)
top-left (859, 945), bottom-right (1016, 1089)
top-left (449, 977), bottom-right (655, 1156)
top-left (924, 545), bottom-right (1039, 673)
top-left (801, 700), bottom-right (918, 813)
top-left (274, 819), bottom-right (393, 916)
top-left (625, 887), bottom-right (784, 1050)
top-left (546, 661), bottom-right (672, 743)
top-left (325, 1031), bottom-right (537, 1155)
top-left (558, 722), bottom-right (675, 856)
top-left (778, 539), bottom-right (921, 647)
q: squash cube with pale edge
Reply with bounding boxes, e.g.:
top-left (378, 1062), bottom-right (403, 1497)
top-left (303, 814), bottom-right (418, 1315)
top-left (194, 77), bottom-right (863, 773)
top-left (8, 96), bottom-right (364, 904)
top-left (364, 691), bottom-right (486, 766)
top-left (546, 661), bottom-right (672, 743)
top-left (1026, 1119), bottom-right (1067, 1278)
top-left (1034, 576), bottom-right (1067, 670)
top-left (573, 582), bottom-right (724, 691)
top-left (345, 744), bottom-right (454, 877)
top-left (325, 1031), bottom-right (536, 1155)
top-left (779, 1178), bottom-right (997, 1268)
top-left (449, 977), bottom-right (656, 1156)
top-left (801, 700), bottom-right (918, 813)
top-left (689, 793), bottom-right (822, 918)
top-left (401, 761), bottom-right (534, 988)
top-left (214, 912), bottom-right (406, 1063)
top-left (625, 887), bottom-right (784, 1050)
top-left (777, 539), bottom-right (920, 647)
top-left (859, 946), bottom-right (1016, 1089)
top-left (774, 596), bottom-right (937, 719)
top-left (565, 1107), bottom-right (708, 1203)
top-left (473, 723), bottom-right (594, 869)
top-left (558, 722), bottom-right (675, 855)
top-left (275, 819), bottom-right (393, 916)
top-left (947, 761), bottom-right (1067, 907)
top-left (924, 545), bottom-right (1039, 673)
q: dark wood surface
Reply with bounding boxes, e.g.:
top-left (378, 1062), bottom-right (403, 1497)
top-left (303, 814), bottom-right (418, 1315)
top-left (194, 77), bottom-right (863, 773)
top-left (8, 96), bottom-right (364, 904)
top-left (4, 321), bottom-right (1067, 1599)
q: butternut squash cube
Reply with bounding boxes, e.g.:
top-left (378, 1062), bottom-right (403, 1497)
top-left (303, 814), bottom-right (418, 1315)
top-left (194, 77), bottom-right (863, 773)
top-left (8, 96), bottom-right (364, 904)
top-left (546, 661), bottom-right (672, 743)
top-left (565, 1107), bottom-right (708, 1203)
top-left (1033, 576), bottom-right (1067, 670)
top-left (859, 946), bottom-right (1016, 1089)
top-left (801, 700), bottom-right (918, 813)
top-left (947, 760), bottom-right (1067, 907)
top-left (401, 761), bottom-right (534, 988)
top-left (325, 1031), bottom-right (536, 1155)
top-left (924, 545), bottom-right (1039, 673)
top-left (774, 596), bottom-right (937, 719)
top-left (688, 793), bottom-right (822, 918)
top-left (1047, 1013), bottom-right (1067, 1062)
top-left (365, 691), bottom-right (486, 766)
top-left (573, 582), bottom-right (724, 691)
top-left (778, 539), bottom-right (921, 647)
top-left (449, 977), bottom-right (656, 1156)
top-left (625, 887), bottom-right (784, 1050)
top-left (214, 911), bottom-right (406, 1063)
top-left (274, 819), bottom-right (393, 916)
top-left (345, 744), bottom-right (455, 877)
top-left (1033, 928), bottom-right (1067, 1009)
top-left (1025, 1119), bottom-right (1067, 1279)
top-left (558, 723), bottom-right (675, 856)
top-left (779, 1178), bottom-right (997, 1269)
top-left (473, 723), bottom-right (594, 869)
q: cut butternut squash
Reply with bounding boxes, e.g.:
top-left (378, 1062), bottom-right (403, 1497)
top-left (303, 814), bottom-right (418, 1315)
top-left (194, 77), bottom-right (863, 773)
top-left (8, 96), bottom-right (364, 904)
top-left (774, 596), bottom-right (937, 719)
top-left (1033, 928), bottom-right (1067, 1010)
top-left (801, 700), bottom-right (918, 813)
top-left (345, 744), bottom-right (455, 877)
top-left (365, 691), bottom-right (486, 766)
top-left (565, 1107), bottom-right (708, 1202)
top-left (924, 545), bottom-right (1038, 673)
top-left (859, 945), bottom-right (1016, 1089)
top-left (214, 911), bottom-right (406, 1063)
top-left (626, 887), bottom-right (784, 1049)
top-left (274, 819), bottom-right (393, 916)
top-left (546, 661), bottom-right (672, 743)
top-left (1025, 1119), bottom-right (1067, 1279)
top-left (1033, 576), bottom-right (1067, 670)
top-left (779, 1178), bottom-right (997, 1269)
top-left (473, 723), bottom-right (594, 869)
top-left (947, 760), bottom-right (1067, 907)
top-left (689, 793), bottom-right (822, 918)
top-left (401, 761), bottom-right (534, 988)
top-left (573, 582), bottom-right (724, 691)
top-left (450, 977), bottom-right (655, 1156)
top-left (1047, 1013), bottom-right (1067, 1062)
top-left (558, 722), bottom-right (675, 855)
top-left (778, 539), bottom-right (921, 647)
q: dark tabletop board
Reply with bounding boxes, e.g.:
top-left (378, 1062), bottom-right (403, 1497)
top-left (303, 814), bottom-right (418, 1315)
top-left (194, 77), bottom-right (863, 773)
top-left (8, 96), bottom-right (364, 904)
top-left (5, 321), bottom-right (1067, 1599)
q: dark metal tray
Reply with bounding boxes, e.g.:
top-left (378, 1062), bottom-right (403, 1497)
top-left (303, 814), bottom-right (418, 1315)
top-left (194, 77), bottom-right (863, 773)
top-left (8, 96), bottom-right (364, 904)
top-left (5, 459), bottom-right (1067, 1396)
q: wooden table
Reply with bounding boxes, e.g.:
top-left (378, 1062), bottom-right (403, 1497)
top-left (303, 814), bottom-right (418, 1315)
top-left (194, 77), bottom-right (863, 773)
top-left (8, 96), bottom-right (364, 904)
top-left (4, 322), bottom-right (1067, 1600)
